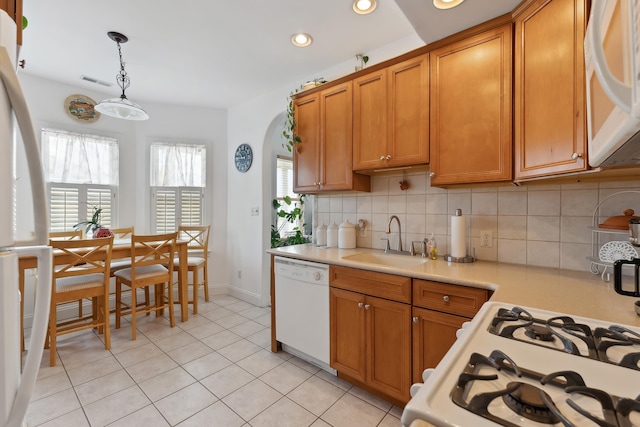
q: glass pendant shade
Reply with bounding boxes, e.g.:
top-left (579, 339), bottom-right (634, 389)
top-left (95, 95), bottom-right (149, 121)
top-left (96, 31), bottom-right (149, 121)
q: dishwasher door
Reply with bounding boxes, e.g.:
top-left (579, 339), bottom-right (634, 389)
top-left (274, 256), bottom-right (330, 367)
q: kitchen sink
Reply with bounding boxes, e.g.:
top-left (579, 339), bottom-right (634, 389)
top-left (341, 252), bottom-right (428, 269)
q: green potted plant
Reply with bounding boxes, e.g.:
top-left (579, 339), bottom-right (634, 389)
top-left (73, 206), bottom-right (112, 238)
top-left (282, 78), bottom-right (326, 153)
top-left (271, 195), bottom-right (310, 248)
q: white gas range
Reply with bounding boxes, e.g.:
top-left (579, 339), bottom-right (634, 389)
top-left (401, 302), bottom-right (640, 427)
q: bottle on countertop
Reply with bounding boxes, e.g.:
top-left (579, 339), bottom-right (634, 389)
top-left (428, 233), bottom-right (437, 260)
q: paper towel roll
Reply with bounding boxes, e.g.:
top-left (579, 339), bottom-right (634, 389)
top-left (451, 214), bottom-right (467, 258)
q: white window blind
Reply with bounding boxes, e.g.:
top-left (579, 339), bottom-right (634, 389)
top-left (151, 187), bottom-right (203, 233)
top-left (150, 142), bottom-right (206, 232)
top-left (42, 129), bottom-right (119, 233)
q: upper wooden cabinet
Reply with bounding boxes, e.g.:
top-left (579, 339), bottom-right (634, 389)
top-left (429, 23), bottom-right (513, 186)
top-left (0, 0), bottom-right (23, 45)
top-left (353, 54), bottom-right (429, 171)
top-left (293, 82), bottom-right (370, 193)
top-left (513, 0), bottom-right (588, 180)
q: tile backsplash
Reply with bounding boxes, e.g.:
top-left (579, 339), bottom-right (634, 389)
top-left (312, 172), bottom-right (640, 273)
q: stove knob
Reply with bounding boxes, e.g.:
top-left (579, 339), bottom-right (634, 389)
top-left (410, 383), bottom-right (423, 397)
top-left (443, 295), bottom-right (450, 303)
top-left (422, 368), bottom-right (435, 382)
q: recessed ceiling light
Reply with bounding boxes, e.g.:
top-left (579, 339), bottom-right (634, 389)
top-left (433, 0), bottom-right (465, 9)
top-left (291, 33), bottom-right (313, 47)
top-left (353, 0), bottom-right (377, 14)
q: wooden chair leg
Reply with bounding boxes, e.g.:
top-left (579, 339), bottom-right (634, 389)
top-left (167, 282), bottom-right (175, 327)
top-left (49, 303), bottom-right (56, 367)
top-left (192, 269), bottom-right (198, 315)
top-left (203, 264), bottom-right (209, 302)
top-left (131, 285), bottom-right (137, 341)
top-left (115, 279), bottom-right (121, 329)
top-left (102, 297), bottom-right (111, 350)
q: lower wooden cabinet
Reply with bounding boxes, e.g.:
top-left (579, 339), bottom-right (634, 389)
top-left (411, 279), bottom-right (490, 382)
top-left (411, 307), bottom-right (468, 383)
top-left (330, 286), bottom-right (412, 403)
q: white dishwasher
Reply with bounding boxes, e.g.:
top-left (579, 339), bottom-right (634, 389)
top-left (274, 256), bottom-right (333, 373)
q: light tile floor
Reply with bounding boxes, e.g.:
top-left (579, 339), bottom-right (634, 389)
top-left (25, 295), bottom-right (404, 426)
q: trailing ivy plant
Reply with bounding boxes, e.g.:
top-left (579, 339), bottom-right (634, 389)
top-left (282, 78), bottom-right (326, 153)
top-left (271, 194), bottom-right (310, 248)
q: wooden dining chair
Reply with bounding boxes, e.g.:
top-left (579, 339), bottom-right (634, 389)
top-left (49, 229), bottom-right (88, 318)
top-left (50, 230), bottom-right (84, 240)
top-left (109, 226), bottom-right (135, 275)
top-left (110, 226), bottom-right (134, 240)
top-left (48, 236), bottom-right (114, 367)
top-left (114, 232), bottom-right (178, 340)
top-left (173, 225), bottom-right (210, 314)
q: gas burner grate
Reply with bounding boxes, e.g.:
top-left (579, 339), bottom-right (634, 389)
top-left (488, 307), bottom-right (640, 371)
top-left (451, 350), bottom-right (640, 427)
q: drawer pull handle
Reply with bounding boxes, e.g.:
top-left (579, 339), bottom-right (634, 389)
top-left (358, 302), bottom-right (364, 309)
top-left (443, 295), bottom-right (450, 303)
top-left (364, 304), bottom-right (371, 310)
top-left (412, 316), bottom-right (419, 323)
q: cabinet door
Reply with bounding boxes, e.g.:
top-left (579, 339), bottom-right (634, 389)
top-left (330, 287), bottom-right (366, 382)
top-left (353, 70), bottom-right (388, 170)
top-left (0, 0), bottom-right (22, 45)
top-left (293, 93), bottom-right (320, 193)
top-left (412, 307), bottom-right (467, 383)
top-left (320, 82), bottom-right (356, 191)
top-left (514, 0), bottom-right (588, 179)
top-left (387, 54), bottom-right (429, 167)
top-left (367, 295), bottom-right (412, 403)
top-left (430, 24), bottom-right (512, 185)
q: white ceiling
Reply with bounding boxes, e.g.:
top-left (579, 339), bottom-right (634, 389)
top-left (20, 0), bottom-right (521, 110)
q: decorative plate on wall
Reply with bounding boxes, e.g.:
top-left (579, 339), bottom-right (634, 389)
top-left (64, 94), bottom-right (100, 123)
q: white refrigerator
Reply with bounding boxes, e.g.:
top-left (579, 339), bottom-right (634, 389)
top-left (0, 10), bottom-right (53, 427)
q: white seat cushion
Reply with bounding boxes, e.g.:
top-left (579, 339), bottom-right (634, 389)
top-left (56, 273), bottom-right (105, 292)
top-left (110, 259), bottom-right (132, 271)
top-left (173, 256), bottom-right (205, 267)
top-left (114, 265), bottom-right (169, 281)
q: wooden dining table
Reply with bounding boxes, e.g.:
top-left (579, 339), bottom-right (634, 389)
top-left (19, 238), bottom-right (189, 350)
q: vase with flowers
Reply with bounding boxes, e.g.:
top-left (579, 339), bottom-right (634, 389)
top-left (73, 207), bottom-right (113, 238)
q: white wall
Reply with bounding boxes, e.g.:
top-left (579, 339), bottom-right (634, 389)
top-left (225, 35), bottom-right (425, 306)
top-left (16, 74), bottom-right (229, 325)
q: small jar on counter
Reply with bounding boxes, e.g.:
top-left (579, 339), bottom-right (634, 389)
top-left (338, 220), bottom-right (356, 249)
top-left (316, 224), bottom-right (327, 246)
top-left (326, 223), bottom-right (338, 248)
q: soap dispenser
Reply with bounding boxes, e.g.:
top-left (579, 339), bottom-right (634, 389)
top-left (428, 233), bottom-right (437, 260)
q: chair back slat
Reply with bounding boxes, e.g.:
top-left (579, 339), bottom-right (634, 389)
top-left (50, 230), bottom-right (83, 240)
top-left (110, 227), bottom-right (134, 239)
top-left (50, 236), bottom-right (114, 278)
top-left (178, 225), bottom-right (210, 255)
top-left (130, 233), bottom-right (178, 279)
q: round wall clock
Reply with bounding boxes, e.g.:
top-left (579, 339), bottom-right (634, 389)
top-left (234, 143), bottom-right (253, 173)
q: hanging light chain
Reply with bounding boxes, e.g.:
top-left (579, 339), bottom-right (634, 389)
top-left (115, 40), bottom-right (130, 97)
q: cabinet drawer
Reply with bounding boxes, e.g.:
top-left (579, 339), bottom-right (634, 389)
top-left (413, 280), bottom-right (488, 317)
top-left (330, 265), bottom-right (411, 304)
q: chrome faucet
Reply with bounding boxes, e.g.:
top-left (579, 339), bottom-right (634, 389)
top-left (386, 215), bottom-right (403, 252)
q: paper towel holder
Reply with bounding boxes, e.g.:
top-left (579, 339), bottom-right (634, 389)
top-left (444, 209), bottom-right (475, 263)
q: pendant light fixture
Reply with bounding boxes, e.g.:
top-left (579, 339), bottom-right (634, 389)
top-left (95, 31), bottom-right (149, 121)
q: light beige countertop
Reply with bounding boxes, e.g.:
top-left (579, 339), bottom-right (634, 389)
top-left (268, 244), bottom-right (640, 327)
